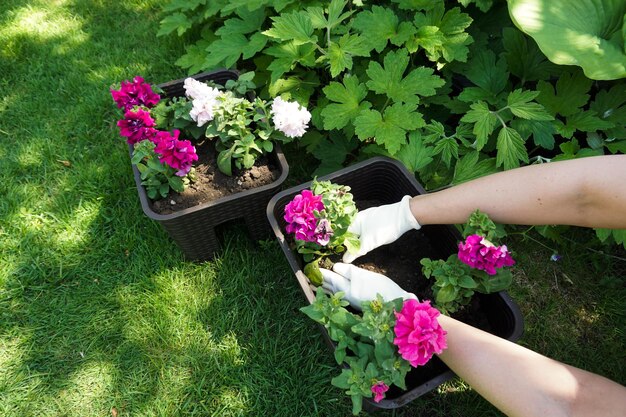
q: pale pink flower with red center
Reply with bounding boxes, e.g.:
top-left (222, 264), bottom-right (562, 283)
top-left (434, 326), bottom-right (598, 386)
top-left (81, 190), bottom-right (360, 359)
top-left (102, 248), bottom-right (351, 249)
top-left (284, 190), bottom-right (324, 243)
top-left (117, 108), bottom-right (156, 144)
top-left (393, 299), bottom-right (447, 367)
top-left (111, 76), bottom-right (160, 111)
top-left (458, 234), bottom-right (515, 275)
top-left (314, 218), bottom-right (333, 246)
top-left (153, 130), bottom-right (198, 176)
top-left (371, 381), bottom-right (389, 403)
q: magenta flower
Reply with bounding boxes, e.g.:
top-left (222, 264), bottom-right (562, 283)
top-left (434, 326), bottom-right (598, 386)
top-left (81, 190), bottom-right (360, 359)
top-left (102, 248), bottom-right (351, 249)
top-left (153, 130), bottom-right (198, 176)
top-left (111, 76), bottom-right (160, 111)
top-left (458, 234), bottom-right (515, 275)
top-left (284, 190), bottom-right (324, 243)
top-left (393, 299), bottom-right (447, 367)
top-left (117, 108), bottom-right (156, 144)
top-left (371, 381), bottom-right (389, 403)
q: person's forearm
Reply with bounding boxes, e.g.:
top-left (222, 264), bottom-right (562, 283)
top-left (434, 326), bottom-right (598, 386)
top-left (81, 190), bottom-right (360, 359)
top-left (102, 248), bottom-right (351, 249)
top-left (410, 155), bottom-right (626, 229)
top-left (436, 315), bottom-right (626, 417)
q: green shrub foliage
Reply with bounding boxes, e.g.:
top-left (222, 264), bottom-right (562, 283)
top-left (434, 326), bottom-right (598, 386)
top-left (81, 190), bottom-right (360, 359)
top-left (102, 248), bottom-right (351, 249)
top-left (159, 0), bottom-right (625, 247)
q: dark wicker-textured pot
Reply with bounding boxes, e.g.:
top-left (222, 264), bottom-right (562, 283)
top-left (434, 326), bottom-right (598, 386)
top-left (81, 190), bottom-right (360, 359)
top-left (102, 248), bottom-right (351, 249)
top-left (131, 69), bottom-right (289, 262)
top-left (266, 157), bottom-right (523, 411)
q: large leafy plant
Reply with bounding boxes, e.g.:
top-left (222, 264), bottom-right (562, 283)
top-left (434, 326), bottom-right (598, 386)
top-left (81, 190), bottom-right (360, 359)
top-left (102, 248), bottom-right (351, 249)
top-left (158, 0), bottom-right (626, 248)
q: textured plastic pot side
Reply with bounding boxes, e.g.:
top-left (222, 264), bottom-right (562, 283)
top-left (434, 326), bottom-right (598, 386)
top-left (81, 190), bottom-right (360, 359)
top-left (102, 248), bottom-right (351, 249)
top-left (266, 157), bottom-right (524, 411)
top-left (131, 69), bottom-right (289, 262)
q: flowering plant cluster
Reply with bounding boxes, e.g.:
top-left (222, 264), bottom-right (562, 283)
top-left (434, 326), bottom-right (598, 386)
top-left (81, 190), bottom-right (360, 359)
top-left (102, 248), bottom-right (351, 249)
top-left (283, 180), bottom-right (360, 283)
top-left (111, 76), bottom-right (198, 199)
top-left (301, 289), bottom-right (447, 415)
top-left (421, 210), bottom-right (516, 313)
top-left (111, 72), bottom-right (311, 199)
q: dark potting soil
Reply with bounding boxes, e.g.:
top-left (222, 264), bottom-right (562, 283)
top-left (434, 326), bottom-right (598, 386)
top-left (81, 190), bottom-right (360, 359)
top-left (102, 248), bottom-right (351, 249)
top-left (150, 140), bottom-right (279, 214)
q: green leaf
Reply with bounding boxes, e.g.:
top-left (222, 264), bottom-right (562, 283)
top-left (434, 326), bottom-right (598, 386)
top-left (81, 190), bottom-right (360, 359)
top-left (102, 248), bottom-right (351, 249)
top-left (511, 119), bottom-right (556, 150)
top-left (479, 269), bottom-right (513, 293)
top-left (458, 0), bottom-right (493, 12)
top-left (327, 34), bottom-right (369, 77)
top-left (265, 42), bottom-right (317, 82)
top-left (311, 133), bottom-right (359, 175)
top-left (458, 275), bottom-right (478, 289)
top-left (502, 27), bottom-right (560, 82)
top-left (536, 71), bottom-right (592, 117)
top-left (175, 40), bottom-right (213, 75)
top-left (355, 103), bottom-right (425, 155)
top-left (507, 0), bottom-right (626, 80)
top-left (204, 32), bottom-right (268, 69)
top-left (322, 75), bottom-right (372, 130)
top-left (496, 126), bottom-right (529, 170)
top-left (352, 6), bottom-right (416, 53)
top-left (366, 49), bottom-right (444, 104)
top-left (436, 285), bottom-right (458, 303)
top-left (452, 151), bottom-right (497, 185)
top-left (460, 101), bottom-right (497, 150)
top-left (463, 50), bottom-right (508, 96)
top-left (395, 131), bottom-right (434, 172)
top-left (595, 228), bottom-right (626, 248)
top-left (411, 3), bottom-right (473, 65)
top-left (563, 110), bottom-right (615, 134)
top-left (590, 83), bottom-right (626, 140)
top-left (506, 89), bottom-right (553, 121)
top-left (263, 11), bottom-right (317, 45)
top-left (433, 137), bottom-right (458, 168)
top-left (157, 13), bottom-right (192, 37)
top-left (168, 176), bottom-right (185, 193)
top-left (217, 148), bottom-right (234, 176)
top-left (392, 0), bottom-right (436, 10)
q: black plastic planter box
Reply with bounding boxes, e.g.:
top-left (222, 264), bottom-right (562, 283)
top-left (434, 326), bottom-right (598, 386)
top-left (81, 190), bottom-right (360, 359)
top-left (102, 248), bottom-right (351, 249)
top-left (130, 69), bottom-right (289, 262)
top-left (266, 157), bottom-right (524, 412)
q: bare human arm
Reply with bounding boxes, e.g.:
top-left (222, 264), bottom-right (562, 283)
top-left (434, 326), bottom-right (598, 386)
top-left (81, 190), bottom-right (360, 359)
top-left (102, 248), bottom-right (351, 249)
top-left (436, 315), bottom-right (626, 417)
top-left (341, 155), bottom-right (626, 416)
top-left (321, 263), bottom-right (626, 417)
top-left (410, 155), bottom-right (626, 229)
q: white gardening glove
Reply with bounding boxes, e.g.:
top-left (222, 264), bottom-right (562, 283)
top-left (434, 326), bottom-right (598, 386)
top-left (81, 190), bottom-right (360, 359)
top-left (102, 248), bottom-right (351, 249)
top-left (343, 195), bottom-right (421, 263)
top-left (320, 263), bottom-right (417, 311)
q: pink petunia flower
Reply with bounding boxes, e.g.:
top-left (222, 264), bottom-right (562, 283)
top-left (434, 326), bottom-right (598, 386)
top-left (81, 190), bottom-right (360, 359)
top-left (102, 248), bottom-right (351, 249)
top-left (458, 234), bottom-right (515, 275)
top-left (284, 190), bottom-right (324, 243)
top-left (153, 130), bottom-right (198, 176)
top-left (117, 108), bottom-right (156, 145)
top-left (111, 76), bottom-right (160, 111)
top-left (393, 299), bottom-right (447, 367)
top-left (371, 381), bottom-right (389, 403)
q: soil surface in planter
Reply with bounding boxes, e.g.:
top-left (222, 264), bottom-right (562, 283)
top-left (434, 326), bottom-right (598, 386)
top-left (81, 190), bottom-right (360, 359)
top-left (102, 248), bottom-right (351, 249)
top-left (151, 141), bottom-right (279, 214)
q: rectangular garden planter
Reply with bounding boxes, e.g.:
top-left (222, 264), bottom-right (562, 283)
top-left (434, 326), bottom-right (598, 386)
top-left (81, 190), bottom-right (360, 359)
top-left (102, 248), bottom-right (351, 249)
top-left (266, 156), bottom-right (523, 411)
top-left (131, 69), bottom-right (289, 262)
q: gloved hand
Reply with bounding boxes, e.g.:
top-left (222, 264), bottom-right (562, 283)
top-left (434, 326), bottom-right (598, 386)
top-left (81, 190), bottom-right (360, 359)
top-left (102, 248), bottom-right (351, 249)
top-left (343, 195), bottom-right (421, 263)
top-left (320, 263), bottom-right (417, 310)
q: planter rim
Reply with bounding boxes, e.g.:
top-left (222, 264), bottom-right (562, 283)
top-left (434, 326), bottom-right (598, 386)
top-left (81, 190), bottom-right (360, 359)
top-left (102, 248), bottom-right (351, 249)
top-left (132, 144), bottom-right (289, 221)
top-left (156, 68), bottom-right (239, 92)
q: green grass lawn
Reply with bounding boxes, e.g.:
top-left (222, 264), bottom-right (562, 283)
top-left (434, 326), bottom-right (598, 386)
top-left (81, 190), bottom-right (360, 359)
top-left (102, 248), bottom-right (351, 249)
top-left (1, 1), bottom-right (624, 416)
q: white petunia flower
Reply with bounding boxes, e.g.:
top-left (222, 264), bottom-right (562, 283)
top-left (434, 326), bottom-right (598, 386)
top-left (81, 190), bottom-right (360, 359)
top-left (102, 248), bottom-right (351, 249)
top-left (189, 96), bottom-right (221, 127)
top-left (271, 97), bottom-right (311, 138)
top-left (183, 78), bottom-right (221, 101)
